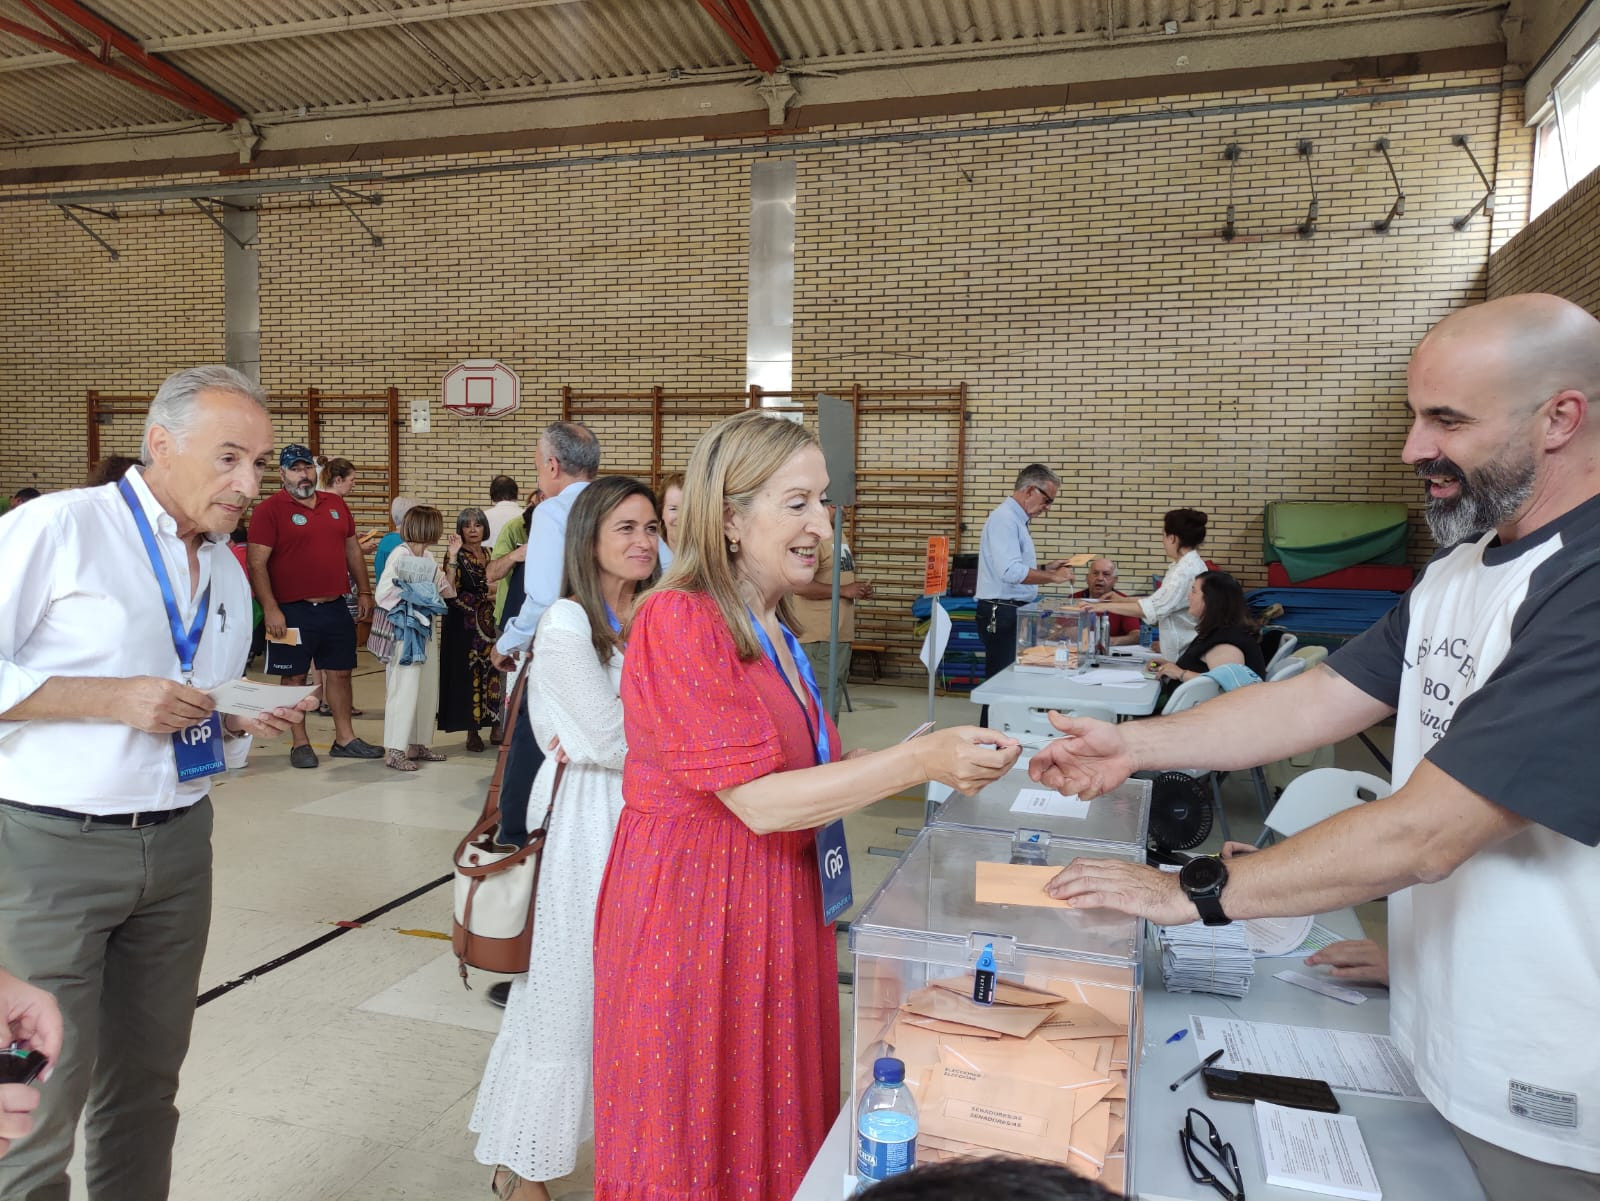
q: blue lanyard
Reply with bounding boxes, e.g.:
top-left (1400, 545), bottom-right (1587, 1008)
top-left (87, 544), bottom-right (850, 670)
top-left (749, 610), bottom-right (830, 766)
top-left (604, 603), bottom-right (623, 634)
top-left (118, 477), bottom-right (211, 680)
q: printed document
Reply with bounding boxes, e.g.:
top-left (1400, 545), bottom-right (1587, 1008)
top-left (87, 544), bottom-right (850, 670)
top-left (1011, 789), bottom-right (1091, 819)
top-left (1190, 1015), bottom-right (1425, 1102)
top-left (1254, 1101), bottom-right (1382, 1200)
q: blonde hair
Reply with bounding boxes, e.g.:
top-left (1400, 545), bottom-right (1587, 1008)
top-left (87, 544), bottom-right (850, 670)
top-left (656, 411), bottom-right (819, 661)
top-left (400, 505), bottom-right (443, 544)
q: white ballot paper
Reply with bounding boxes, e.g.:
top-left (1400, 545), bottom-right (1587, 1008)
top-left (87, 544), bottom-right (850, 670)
top-left (209, 679), bottom-right (318, 719)
top-left (1254, 1101), bottom-right (1382, 1200)
top-left (1010, 789), bottom-right (1091, 819)
top-left (1190, 1016), bottom-right (1426, 1102)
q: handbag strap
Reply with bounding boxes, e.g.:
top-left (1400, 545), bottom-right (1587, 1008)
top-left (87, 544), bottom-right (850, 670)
top-left (477, 662), bottom-right (531, 824)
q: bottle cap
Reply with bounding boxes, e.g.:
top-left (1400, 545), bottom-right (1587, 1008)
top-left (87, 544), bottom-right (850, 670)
top-left (872, 1056), bottom-right (905, 1085)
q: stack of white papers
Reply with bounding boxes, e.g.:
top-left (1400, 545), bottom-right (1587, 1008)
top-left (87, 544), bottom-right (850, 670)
top-left (1157, 920), bottom-right (1254, 998)
top-left (1254, 1101), bottom-right (1383, 1199)
top-left (1072, 667), bottom-right (1149, 688)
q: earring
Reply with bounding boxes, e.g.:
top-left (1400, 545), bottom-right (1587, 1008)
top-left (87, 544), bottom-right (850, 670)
top-left (728, 538), bottom-right (740, 554)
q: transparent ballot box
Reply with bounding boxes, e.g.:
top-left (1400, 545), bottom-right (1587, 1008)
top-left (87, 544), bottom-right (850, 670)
top-left (1015, 604), bottom-right (1107, 673)
top-left (932, 773), bottom-right (1151, 857)
top-left (850, 826), bottom-right (1143, 1194)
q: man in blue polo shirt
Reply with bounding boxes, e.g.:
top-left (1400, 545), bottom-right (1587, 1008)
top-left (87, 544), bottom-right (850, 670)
top-left (247, 444), bottom-right (383, 767)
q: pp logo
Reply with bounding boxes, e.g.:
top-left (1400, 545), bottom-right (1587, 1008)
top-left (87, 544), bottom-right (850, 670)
top-left (291, 513), bottom-right (309, 526)
top-left (181, 723), bottom-right (213, 746)
top-left (823, 846), bottom-right (846, 880)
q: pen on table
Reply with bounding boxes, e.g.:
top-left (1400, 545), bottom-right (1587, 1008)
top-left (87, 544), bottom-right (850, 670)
top-left (1166, 1028), bottom-right (1188, 1044)
top-left (1169, 1048), bottom-right (1224, 1092)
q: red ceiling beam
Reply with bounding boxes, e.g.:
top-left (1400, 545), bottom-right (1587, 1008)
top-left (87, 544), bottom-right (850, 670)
top-left (696, 0), bottom-right (782, 75)
top-left (0, 0), bottom-right (243, 125)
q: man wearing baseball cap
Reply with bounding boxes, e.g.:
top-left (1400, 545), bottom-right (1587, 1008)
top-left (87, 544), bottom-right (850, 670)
top-left (246, 445), bottom-right (383, 766)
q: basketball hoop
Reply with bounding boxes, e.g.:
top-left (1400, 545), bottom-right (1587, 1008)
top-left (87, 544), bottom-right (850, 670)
top-left (442, 360), bottom-right (519, 419)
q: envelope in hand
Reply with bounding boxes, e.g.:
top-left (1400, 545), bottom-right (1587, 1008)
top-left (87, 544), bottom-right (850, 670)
top-left (974, 861), bottom-right (1072, 909)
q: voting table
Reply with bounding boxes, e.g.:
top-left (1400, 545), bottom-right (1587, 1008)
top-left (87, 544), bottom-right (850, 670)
top-left (798, 903), bottom-right (1486, 1200)
top-left (970, 664), bottom-right (1164, 736)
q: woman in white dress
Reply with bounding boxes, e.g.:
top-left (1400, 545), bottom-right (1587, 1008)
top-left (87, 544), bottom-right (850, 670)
top-left (471, 475), bottom-right (662, 1201)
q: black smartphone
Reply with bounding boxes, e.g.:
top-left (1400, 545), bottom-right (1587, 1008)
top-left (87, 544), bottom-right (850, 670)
top-left (0, 1045), bottom-right (48, 1086)
top-left (1202, 1065), bottom-right (1340, 1113)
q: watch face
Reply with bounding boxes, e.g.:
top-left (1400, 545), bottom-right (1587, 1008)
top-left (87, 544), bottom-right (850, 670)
top-left (1181, 856), bottom-right (1227, 892)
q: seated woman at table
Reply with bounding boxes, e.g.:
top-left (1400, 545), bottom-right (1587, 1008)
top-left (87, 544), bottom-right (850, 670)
top-left (591, 410), bottom-right (1020, 1201)
top-left (1149, 570), bottom-right (1266, 687)
top-left (1078, 507), bottom-right (1209, 659)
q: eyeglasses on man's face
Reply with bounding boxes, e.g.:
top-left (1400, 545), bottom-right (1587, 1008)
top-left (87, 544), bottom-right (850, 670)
top-left (1180, 1107), bottom-right (1244, 1201)
top-left (1029, 485), bottom-right (1056, 508)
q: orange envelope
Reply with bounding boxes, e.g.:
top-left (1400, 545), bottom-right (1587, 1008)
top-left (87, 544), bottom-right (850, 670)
top-left (1067, 1153), bottom-right (1106, 1181)
top-left (1036, 1002), bottom-right (1127, 1041)
top-left (903, 1015), bottom-right (1005, 1040)
top-left (974, 861), bottom-right (1072, 909)
top-left (1101, 1155), bottom-right (1127, 1194)
top-left (1070, 1098), bottom-right (1113, 1168)
top-left (937, 1034), bottom-right (1108, 1090)
top-left (903, 989), bottom-right (1052, 1038)
top-left (930, 975), bottom-right (1062, 1007)
top-left (918, 1065), bottom-right (1079, 1166)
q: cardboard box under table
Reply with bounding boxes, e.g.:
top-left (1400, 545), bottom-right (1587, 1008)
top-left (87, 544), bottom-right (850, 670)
top-left (850, 826), bottom-right (1143, 1194)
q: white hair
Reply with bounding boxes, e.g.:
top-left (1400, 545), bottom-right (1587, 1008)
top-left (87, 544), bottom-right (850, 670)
top-left (141, 365), bottom-right (268, 465)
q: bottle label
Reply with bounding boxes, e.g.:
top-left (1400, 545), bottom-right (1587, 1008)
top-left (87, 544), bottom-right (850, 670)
top-left (856, 1111), bottom-right (917, 1182)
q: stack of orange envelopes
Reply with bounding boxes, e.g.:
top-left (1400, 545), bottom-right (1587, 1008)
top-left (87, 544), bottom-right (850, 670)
top-left (865, 973), bottom-right (1131, 1192)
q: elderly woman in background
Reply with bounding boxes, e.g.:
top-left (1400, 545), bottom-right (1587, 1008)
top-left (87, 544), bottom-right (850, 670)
top-left (472, 476), bottom-right (661, 1201)
top-left (655, 470), bottom-right (684, 569)
top-left (1078, 506), bottom-right (1210, 659)
top-left (591, 411), bottom-right (1020, 1201)
top-left (373, 495), bottom-right (417, 586)
top-left (439, 506), bottom-right (503, 752)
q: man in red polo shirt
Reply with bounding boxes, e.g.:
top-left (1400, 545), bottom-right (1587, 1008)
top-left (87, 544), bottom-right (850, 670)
top-left (246, 445), bottom-right (383, 767)
top-left (1072, 557), bottom-right (1141, 646)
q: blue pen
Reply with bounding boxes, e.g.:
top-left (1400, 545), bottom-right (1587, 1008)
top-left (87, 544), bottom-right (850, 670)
top-left (1166, 1028), bottom-right (1188, 1044)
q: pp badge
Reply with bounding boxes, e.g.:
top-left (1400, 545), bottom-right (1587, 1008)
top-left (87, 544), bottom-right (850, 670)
top-left (815, 818), bottom-right (853, 925)
top-left (173, 712), bottom-right (227, 782)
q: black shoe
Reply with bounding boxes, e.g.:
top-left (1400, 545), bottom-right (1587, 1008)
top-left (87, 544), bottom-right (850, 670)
top-left (330, 737), bottom-right (383, 760)
top-left (289, 744), bottom-right (319, 769)
top-left (487, 980), bottom-right (511, 1008)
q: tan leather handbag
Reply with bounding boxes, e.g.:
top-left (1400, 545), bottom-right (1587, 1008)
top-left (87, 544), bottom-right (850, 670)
top-left (450, 670), bottom-right (560, 984)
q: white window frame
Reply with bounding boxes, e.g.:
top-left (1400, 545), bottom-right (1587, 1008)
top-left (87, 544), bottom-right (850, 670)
top-left (1531, 35), bottom-right (1600, 219)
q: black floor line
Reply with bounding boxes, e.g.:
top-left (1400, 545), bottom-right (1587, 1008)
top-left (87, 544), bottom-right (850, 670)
top-left (196, 872), bottom-right (454, 1007)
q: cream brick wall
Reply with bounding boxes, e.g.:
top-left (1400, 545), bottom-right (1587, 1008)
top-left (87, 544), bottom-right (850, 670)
top-left (1488, 161), bottom-right (1600, 313)
top-left (0, 68), bottom-right (1539, 674)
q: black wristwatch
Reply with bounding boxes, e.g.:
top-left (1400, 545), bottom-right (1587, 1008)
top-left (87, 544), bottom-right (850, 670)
top-left (1178, 856), bottom-right (1232, 926)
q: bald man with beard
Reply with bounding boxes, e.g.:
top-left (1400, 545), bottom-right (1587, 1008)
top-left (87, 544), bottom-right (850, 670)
top-left (1031, 294), bottom-right (1600, 1201)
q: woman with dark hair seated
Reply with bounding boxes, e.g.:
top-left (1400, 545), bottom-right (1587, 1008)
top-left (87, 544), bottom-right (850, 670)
top-left (1078, 507), bottom-right (1209, 659)
top-left (1150, 570), bottom-right (1267, 686)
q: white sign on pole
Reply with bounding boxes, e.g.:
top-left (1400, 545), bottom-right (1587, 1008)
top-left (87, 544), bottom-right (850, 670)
top-left (919, 602), bottom-right (953, 673)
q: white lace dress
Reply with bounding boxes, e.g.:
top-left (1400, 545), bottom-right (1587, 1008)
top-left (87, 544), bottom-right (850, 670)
top-left (470, 599), bottom-right (626, 1180)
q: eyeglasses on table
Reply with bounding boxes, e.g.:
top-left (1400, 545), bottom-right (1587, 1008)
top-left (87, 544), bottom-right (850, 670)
top-left (1180, 1105), bottom-right (1245, 1201)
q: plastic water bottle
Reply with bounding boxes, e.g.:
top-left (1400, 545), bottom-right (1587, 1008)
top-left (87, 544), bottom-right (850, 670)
top-left (1140, 621), bottom-right (1155, 649)
top-left (855, 1057), bottom-right (918, 1191)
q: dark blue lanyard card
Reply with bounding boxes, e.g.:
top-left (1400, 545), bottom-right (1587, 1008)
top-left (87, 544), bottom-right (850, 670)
top-left (815, 818), bottom-right (853, 925)
top-left (173, 713), bottom-right (227, 782)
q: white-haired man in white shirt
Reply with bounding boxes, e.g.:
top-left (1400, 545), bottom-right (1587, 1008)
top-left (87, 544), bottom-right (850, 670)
top-left (0, 366), bottom-right (316, 1201)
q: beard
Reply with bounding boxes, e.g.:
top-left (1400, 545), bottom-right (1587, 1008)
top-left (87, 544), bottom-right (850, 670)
top-left (288, 478), bottom-right (316, 499)
top-left (1415, 452), bottom-right (1535, 546)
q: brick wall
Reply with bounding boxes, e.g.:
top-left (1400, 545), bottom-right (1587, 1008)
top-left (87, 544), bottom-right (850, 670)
top-left (0, 68), bottom-right (1532, 675)
top-left (1487, 161), bottom-right (1600, 312)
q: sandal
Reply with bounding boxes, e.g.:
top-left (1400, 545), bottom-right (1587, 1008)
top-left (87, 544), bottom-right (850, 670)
top-left (385, 749), bottom-right (419, 772)
top-left (490, 1167), bottom-right (548, 1200)
top-left (407, 745), bottom-right (447, 762)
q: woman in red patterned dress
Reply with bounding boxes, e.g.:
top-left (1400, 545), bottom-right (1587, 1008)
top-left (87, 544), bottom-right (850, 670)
top-left (592, 411), bottom-right (1019, 1201)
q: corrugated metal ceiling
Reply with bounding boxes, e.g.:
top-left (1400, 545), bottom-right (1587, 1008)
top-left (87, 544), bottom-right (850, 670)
top-left (0, 0), bottom-right (1503, 143)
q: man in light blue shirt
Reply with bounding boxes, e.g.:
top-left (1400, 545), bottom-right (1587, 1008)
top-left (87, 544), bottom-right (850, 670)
top-left (491, 422), bottom-right (599, 665)
top-left (976, 464), bottom-right (1073, 696)
top-left (487, 421), bottom-right (598, 871)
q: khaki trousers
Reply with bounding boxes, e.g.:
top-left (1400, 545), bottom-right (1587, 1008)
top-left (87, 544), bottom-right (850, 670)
top-left (0, 798), bottom-right (213, 1201)
top-left (1454, 1125), bottom-right (1600, 1201)
top-left (801, 639), bottom-right (852, 723)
